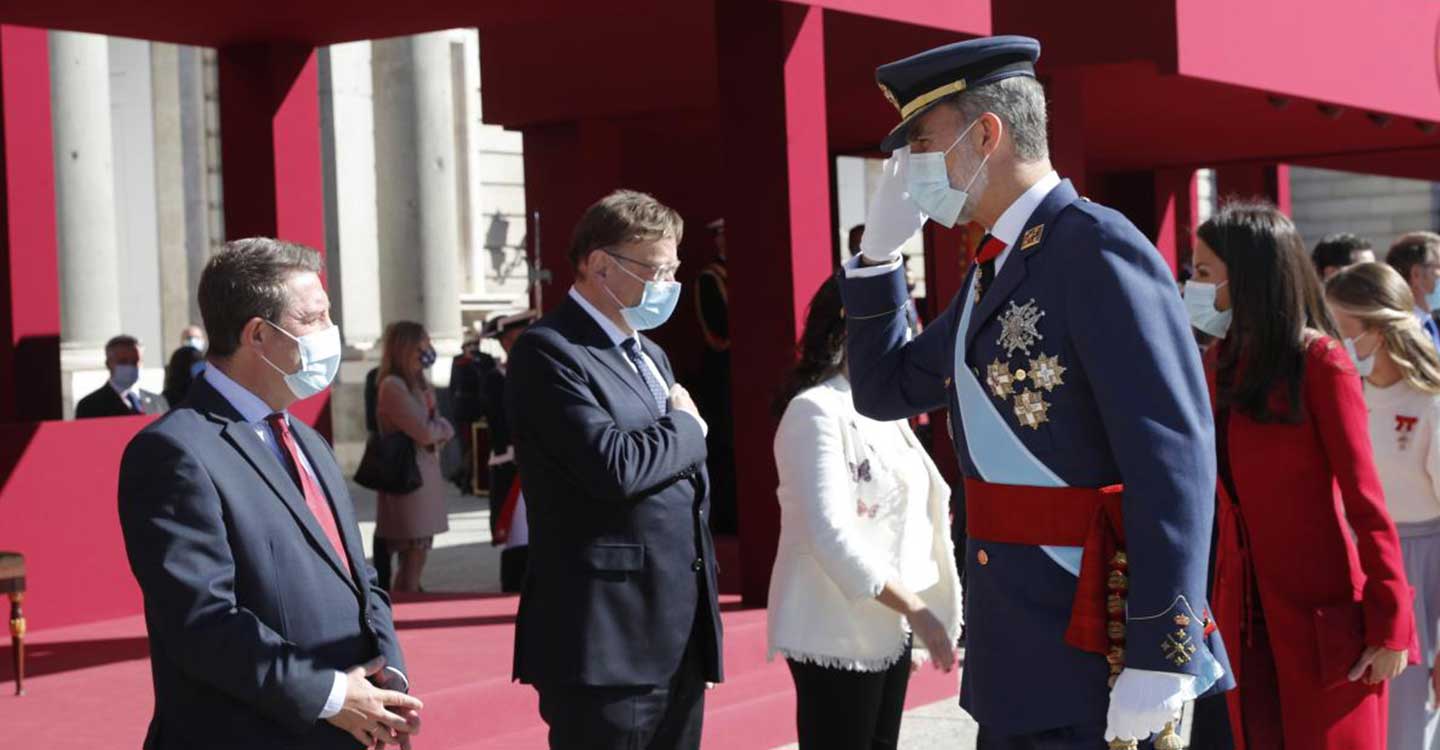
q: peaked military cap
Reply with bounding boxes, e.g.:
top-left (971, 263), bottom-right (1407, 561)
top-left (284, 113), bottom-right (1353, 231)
top-left (876, 35), bottom-right (1042, 152)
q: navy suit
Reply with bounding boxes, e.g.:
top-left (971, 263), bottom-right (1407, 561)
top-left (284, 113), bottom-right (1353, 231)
top-left (505, 296), bottom-right (723, 748)
top-left (841, 180), bottom-right (1232, 738)
top-left (118, 376), bottom-right (405, 749)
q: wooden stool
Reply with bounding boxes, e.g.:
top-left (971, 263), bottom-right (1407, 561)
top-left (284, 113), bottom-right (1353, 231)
top-left (0, 552), bottom-right (24, 696)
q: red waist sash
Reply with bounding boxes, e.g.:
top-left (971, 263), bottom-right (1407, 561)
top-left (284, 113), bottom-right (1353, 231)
top-left (965, 478), bottom-right (1126, 658)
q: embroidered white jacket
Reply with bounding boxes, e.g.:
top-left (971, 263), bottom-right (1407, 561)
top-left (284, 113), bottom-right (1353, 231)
top-left (766, 375), bottom-right (963, 671)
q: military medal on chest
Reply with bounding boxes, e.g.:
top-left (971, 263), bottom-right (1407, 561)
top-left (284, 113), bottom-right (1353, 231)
top-left (998, 299), bottom-right (1045, 357)
top-left (981, 299), bottom-right (1066, 429)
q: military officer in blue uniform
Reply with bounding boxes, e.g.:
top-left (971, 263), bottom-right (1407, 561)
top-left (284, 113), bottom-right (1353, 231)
top-left (839, 36), bottom-right (1232, 748)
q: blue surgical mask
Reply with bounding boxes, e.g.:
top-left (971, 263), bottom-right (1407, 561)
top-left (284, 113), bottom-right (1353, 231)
top-left (260, 321), bottom-right (343, 399)
top-left (111, 364), bottom-right (140, 391)
top-left (906, 119), bottom-right (990, 228)
top-left (1183, 280), bottom-right (1232, 338)
top-left (602, 257), bottom-right (682, 331)
top-left (419, 348), bottom-right (437, 369)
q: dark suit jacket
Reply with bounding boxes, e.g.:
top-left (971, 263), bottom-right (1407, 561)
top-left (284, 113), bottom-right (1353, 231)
top-left (76, 383), bottom-right (167, 419)
top-left (505, 296), bottom-right (723, 687)
top-left (118, 376), bottom-right (405, 749)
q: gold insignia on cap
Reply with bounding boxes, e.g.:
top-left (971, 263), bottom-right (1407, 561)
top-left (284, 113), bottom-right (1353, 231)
top-left (878, 83), bottom-right (901, 112)
top-left (1021, 225), bottom-right (1044, 250)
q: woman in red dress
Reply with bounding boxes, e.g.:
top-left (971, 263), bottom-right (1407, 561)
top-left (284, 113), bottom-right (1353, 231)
top-left (1186, 202), bottom-right (1416, 749)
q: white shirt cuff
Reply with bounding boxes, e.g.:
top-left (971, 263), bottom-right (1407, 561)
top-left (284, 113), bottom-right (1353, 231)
top-left (673, 408), bottom-right (709, 437)
top-left (842, 253), bottom-right (902, 279)
top-left (384, 666), bottom-right (409, 692)
top-left (318, 670), bottom-right (347, 720)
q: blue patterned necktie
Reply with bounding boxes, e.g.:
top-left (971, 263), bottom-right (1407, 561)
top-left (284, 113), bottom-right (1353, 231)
top-left (620, 339), bottom-right (667, 414)
top-left (126, 392), bottom-right (143, 413)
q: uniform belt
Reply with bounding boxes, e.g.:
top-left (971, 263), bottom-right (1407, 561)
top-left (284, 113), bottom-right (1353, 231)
top-left (965, 478), bottom-right (1127, 659)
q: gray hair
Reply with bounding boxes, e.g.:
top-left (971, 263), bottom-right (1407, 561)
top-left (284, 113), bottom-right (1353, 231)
top-left (950, 76), bottom-right (1049, 163)
top-left (197, 237), bottom-right (323, 357)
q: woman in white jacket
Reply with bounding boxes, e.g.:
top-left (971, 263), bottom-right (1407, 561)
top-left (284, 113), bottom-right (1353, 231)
top-left (767, 276), bottom-right (963, 750)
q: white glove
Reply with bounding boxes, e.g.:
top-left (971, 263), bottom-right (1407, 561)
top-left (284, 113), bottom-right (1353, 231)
top-left (1104, 669), bottom-right (1195, 742)
top-left (858, 146), bottom-right (925, 264)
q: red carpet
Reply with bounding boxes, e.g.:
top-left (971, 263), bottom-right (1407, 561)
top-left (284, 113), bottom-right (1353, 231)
top-left (4, 594), bottom-right (961, 749)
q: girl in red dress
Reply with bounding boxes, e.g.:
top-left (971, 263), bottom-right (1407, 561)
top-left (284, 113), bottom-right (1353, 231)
top-left (1186, 202), bottom-right (1416, 749)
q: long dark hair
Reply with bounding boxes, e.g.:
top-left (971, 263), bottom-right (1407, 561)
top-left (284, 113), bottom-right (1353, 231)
top-left (1200, 201), bottom-right (1337, 423)
top-left (773, 275), bottom-right (846, 416)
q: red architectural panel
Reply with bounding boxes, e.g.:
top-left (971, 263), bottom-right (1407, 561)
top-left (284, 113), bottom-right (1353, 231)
top-left (0, 25), bottom-right (60, 423)
top-left (1176, 0), bottom-right (1440, 121)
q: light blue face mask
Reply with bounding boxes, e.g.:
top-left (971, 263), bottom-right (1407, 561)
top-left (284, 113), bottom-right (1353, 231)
top-left (602, 254), bottom-right (682, 331)
top-left (1183, 280), bottom-right (1233, 338)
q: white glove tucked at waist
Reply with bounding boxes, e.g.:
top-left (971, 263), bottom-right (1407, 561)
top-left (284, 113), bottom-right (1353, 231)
top-left (1104, 668), bottom-right (1196, 742)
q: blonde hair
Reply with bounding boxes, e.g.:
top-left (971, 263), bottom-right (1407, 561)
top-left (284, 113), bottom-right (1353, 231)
top-left (378, 321), bottom-right (430, 392)
top-left (1326, 262), bottom-right (1440, 395)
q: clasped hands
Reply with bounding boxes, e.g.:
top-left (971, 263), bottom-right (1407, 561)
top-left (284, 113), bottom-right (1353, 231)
top-left (325, 656), bottom-right (424, 749)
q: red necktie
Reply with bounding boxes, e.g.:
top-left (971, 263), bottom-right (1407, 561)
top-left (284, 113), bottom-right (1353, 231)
top-left (975, 234), bottom-right (1008, 301)
top-left (266, 413), bottom-right (351, 576)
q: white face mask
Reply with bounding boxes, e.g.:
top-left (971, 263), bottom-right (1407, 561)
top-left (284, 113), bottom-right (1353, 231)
top-left (185, 336), bottom-right (207, 353)
top-left (906, 118), bottom-right (991, 228)
top-left (260, 321), bottom-right (342, 399)
top-left (1183, 280), bottom-right (1233, 338)
top-left (111, 364), bottom-right (140, 391)
top-left (1343, 333), bottom-right (1377, 378)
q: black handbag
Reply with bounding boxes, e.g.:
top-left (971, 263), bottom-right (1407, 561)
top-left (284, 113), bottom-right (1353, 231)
top-left (354, 431), bottom-right (423, 493)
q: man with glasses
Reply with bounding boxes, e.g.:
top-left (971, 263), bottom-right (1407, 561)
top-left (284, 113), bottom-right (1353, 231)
top-left (505, 189), bottom-right (722, 750)
top-left (1385, 231), bottom-right (1440, 351)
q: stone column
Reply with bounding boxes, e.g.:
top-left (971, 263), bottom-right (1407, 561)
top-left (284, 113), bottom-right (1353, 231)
top-left (151, 41), bottom-right (192, 351)
top-left (373, 32), bottom-right (463, 356)
top-left (50, 31), bottom-right (122, 364)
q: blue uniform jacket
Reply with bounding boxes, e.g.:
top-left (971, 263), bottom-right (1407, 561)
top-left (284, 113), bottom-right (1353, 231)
top-left (840, 180), bottom-right (1233, 735)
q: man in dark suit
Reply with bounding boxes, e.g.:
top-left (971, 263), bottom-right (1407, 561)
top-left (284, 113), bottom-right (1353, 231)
top-left (506, 190), bottom-right (723, 750)
top-left (75, 334), bottom-right (168, 418)
top-left (118, 237), bottom-right (422, 750)
top-left (482, 310), bottom-right (535, 592)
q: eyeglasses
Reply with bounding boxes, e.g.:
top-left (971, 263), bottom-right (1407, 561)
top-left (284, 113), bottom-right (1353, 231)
top-left (604, 250), bottom-right (681, 283)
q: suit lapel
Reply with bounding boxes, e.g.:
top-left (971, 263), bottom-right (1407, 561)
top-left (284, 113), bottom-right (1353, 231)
top-left (559, 297), bottom-right (664, 418)
top-left (965, 180), bottom-right (1080, 355)
top-left (292, 424), bottom-right (365, 595)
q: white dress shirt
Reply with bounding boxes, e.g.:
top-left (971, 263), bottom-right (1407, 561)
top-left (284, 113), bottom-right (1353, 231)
top-left (203, 366), bottom-right (407, 720)
top-left (568, 287), bottom-right (708, 436)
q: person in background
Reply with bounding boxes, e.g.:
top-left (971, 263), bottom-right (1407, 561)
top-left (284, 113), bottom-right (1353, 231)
top-left (768, 275), bottom-right (962, 750)
top-left (1312, 233), bottom-right (1375, 281)
top-left (481, 310), bottom-right (535, 575)
top-left (448, 331), bottom-right (489, 494)
top-left (76, 334), bottom-right (168, 418)
top-left (1190, 202), bottom-right (1415, 749)
top-left (163, 326), bottom-right (208, 408)
top-left (1386, 231), bottom-right (1440, 351)
top-left (363, 364), bottom-right (392, 591)
top-left (374, 321), bottom-right (455, 593)
top-left (1327, 261), bottom-right (1440, 750)
top-left (695, 217), bottom-right (738, 535)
